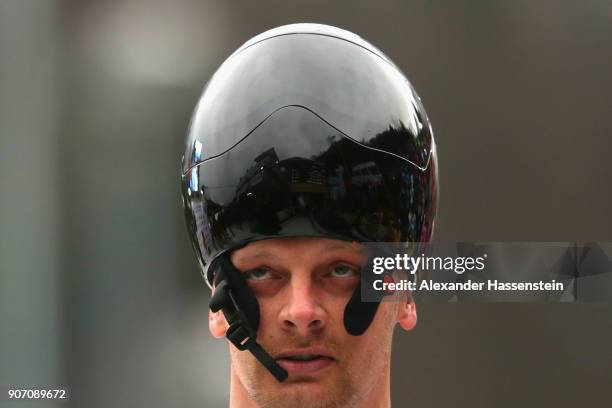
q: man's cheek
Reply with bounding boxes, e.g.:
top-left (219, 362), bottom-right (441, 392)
top-left (230, 345), bottom-right (266, 380)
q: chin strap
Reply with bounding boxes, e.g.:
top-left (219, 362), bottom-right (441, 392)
top-left (210, 278), bottom-right (288, 382)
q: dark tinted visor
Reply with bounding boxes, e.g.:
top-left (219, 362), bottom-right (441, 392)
top-left (181, 106), bottom-right (437, 284)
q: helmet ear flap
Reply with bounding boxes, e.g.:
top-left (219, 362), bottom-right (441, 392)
top-left (212, 254), bottom-right (260, 331)
top-left (344, 288), bottom-right (381, 335)
top-left (343, 255), bottom-right (386, 335)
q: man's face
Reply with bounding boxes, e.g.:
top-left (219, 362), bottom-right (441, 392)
top-left (209, 237), bottom-right (416, 408)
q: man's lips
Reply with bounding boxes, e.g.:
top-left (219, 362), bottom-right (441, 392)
top-left (275, 348), bottom-right (336, 376)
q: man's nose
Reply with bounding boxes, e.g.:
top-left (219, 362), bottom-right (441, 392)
top-left (278, 278), bottom-right (326, 335)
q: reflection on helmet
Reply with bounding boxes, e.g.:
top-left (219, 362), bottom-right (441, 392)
top-left (183, 105), bottom-right (438, 285)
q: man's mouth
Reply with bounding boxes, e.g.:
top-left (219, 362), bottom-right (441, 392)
top-left (282, 354), bottom-right (322, 361)
top-left (275, 349), bottom-right (336, 376)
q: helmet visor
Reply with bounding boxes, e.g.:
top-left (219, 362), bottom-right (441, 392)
top-left (181, 106), bottom-right (437, 284)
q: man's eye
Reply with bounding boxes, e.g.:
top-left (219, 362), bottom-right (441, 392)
top-left (330, 264), bottom-right (359, 278)
top-left (244, 268), bottom-right (272, 281)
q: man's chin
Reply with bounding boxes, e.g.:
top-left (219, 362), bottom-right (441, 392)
top-left (260, 383), bottom-right (349, 408)
top-left (251, 369), bottom-right (353, 408)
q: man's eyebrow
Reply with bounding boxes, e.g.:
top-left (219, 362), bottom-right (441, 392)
top-left (322, 241), bottom-right (362, 253)
top-left (234, 250), bottom-right (279, 263)
top-left (234, 241), bottom-right (362, 264)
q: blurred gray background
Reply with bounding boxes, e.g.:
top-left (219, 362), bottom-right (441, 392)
top-left (1, 0), bottom-right (611, 407)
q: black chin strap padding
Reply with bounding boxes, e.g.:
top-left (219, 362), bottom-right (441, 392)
top-left (210, 254), bottom-right (288, 382)
top-left (344, 255), bottom-right (386, 336)
top-left (344, 287), bottom-right (381, 335)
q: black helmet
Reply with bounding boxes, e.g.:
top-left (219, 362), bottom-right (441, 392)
top-left (181, 23), bottom-right (438, 382)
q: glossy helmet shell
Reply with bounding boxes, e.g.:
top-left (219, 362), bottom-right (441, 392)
top-left (181, 24), bottom-right (439, 286)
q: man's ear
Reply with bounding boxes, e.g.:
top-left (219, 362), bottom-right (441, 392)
top-left (209, 309), bottom-right (228, 338)
top-left (209, 287), bottom-right (229, 338)
top-left (397, 298), bottom-right (417, 331)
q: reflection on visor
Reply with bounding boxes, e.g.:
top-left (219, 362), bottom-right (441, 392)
top-left (182, 106), bottom-right (437, 284)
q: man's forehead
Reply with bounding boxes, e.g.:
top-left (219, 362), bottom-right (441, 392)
top-left (231, 237), bottom-right (364, 261)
